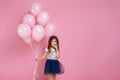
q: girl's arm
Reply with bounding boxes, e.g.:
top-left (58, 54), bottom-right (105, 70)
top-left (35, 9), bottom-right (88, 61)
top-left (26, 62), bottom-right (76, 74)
top-left (36, 52), bottom-right (47, 61)
top-left (53, 45), bottom-right (60, 59)
top-left (56, 49), bottom-right (60, 59)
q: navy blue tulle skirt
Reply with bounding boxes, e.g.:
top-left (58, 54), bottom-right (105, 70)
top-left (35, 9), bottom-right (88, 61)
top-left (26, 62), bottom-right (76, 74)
top-left (44, 59), bottom-right (64, 75)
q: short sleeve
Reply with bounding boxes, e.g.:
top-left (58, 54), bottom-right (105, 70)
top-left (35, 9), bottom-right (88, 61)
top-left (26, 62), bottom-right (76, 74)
top-left (45, 47), bottom-right (48, 52)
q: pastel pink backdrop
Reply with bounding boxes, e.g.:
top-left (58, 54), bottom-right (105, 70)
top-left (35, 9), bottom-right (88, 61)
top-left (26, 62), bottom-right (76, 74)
top-left (0, 0), bottom-right (120, 80)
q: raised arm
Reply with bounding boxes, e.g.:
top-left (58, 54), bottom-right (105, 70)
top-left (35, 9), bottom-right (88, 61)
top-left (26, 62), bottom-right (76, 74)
top-left (56, 48), bottom-right (60, 59)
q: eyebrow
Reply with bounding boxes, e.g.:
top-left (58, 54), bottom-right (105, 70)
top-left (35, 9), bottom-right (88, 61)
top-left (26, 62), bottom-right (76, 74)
top-left (52, 40), bottom-right (57, 41)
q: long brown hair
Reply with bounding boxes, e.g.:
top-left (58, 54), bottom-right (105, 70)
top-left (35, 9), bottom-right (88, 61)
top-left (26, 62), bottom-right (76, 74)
top-left (47, 35), bottom-right (59, 52)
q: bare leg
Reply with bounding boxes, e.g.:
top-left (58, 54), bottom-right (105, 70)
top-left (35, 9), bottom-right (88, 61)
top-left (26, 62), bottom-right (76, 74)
top-left (48, 74), bottom-right (54, 80)
top-left (53, 74), bottom-right (56, 80)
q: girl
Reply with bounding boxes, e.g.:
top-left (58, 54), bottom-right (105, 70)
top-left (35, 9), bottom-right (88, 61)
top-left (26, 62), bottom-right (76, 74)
top-left (36, 35), bottom-right (63, 80)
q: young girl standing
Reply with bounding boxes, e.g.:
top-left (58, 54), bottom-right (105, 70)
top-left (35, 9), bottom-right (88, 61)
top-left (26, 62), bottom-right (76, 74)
top-left (36, 35), bottom-right (63, 80)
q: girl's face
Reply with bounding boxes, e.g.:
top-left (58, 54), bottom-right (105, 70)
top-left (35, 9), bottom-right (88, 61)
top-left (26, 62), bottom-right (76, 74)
top-left (51, 39), bottom-right (57, 47)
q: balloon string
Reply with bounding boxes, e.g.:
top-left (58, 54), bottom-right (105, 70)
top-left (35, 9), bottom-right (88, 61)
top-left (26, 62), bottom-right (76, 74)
top-left (39, 37), bottom-right (45, 55)
top-left (30, 42), bottom-right (38, 80)
top-left (31, 37), bottom-right (46, 80)
top-left (32, 61), bottom-right (38, 80)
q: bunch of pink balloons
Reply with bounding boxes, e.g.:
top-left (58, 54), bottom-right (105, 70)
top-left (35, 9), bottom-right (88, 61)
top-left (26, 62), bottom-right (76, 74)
top-left (17, 2), bottom-right (56, 44)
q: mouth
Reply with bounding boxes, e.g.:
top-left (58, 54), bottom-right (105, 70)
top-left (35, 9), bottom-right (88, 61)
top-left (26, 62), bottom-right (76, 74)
top-left (53, 44), bottom-right (56, 45)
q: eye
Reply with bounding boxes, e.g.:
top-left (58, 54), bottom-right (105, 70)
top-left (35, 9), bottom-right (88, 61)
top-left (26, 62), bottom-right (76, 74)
top-left (51, 40), bottom-right (57, 42)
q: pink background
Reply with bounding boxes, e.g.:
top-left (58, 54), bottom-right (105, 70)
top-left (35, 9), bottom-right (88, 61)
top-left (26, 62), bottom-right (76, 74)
top-left (0, 0), bottom-right (120, 80)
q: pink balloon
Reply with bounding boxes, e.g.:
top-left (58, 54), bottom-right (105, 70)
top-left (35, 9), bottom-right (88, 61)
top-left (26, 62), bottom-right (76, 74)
top-left (30, 3), bottom-right (42, 16)
top-left (32, 25), bottom-right (45, 42)
top-left (17, 23), bottom-right (31, 39)
top-left (24, 37), bottom-right (32, 44)
top-left (23, 14), bottom-right (35, 27)
top-left (37, 11), bottom-right (50, 26)
top-left (45, 22), bottom-right (56, 36)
